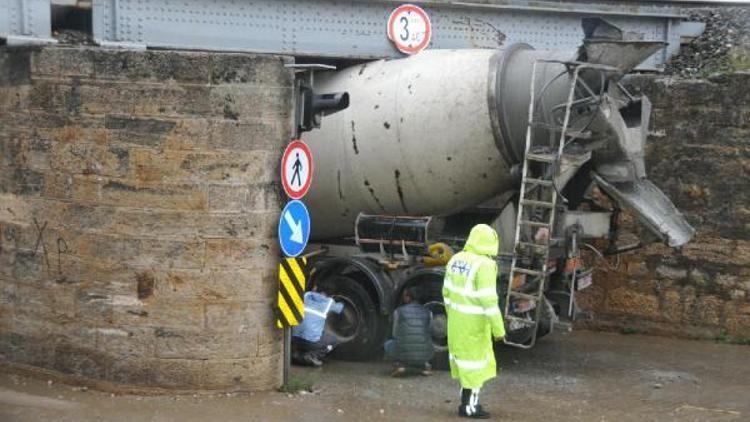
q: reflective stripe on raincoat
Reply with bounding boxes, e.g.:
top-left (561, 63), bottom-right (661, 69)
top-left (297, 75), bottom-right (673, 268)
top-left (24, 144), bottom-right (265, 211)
top-left (443, 224), bottom-right (506, 389)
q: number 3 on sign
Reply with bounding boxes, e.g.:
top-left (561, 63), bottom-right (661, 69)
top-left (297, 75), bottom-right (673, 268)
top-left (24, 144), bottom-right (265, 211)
top-left (387, 4), bottom-right (432, 55)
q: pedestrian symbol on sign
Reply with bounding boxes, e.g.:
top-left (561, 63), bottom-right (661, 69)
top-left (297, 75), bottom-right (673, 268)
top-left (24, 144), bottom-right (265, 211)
top-left (291, 152), bottom-right (303, 187)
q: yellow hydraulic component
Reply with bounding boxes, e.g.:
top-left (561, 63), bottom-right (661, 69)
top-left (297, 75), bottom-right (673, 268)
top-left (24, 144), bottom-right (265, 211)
top-left (423, 242), bottom-right (454, 266)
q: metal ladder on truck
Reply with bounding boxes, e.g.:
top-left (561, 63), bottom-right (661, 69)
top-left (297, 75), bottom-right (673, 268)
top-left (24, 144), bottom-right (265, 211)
top-left (503, 60), bottom-right (618, 349)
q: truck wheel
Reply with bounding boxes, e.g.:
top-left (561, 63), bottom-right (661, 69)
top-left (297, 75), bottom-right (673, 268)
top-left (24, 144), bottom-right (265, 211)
top-left (504, 297), bottom-right (555, 346)
top-left (324, 276), bottom-right (387, 361)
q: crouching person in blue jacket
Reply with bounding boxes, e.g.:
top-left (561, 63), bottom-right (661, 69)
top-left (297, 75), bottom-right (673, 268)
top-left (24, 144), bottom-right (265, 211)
top-left (291, 286), bottom-right (344, 367)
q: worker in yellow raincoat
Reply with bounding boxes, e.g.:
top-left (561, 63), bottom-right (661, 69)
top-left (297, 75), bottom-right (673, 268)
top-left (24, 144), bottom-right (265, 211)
top-left (443, 224), bottom-right (506, 419)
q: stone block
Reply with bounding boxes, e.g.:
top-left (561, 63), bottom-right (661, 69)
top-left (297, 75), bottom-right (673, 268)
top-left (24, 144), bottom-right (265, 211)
top-left (210, 54), bottom-right (293, 87)
top-left (0, 166), bottom-right (45, 196)
top-left (0, 48), bottom-right (32, 86)
top-left (0, 85), bottom-right (32, 112)
top-left (209, 86), bottom-right (292, 121)
top-left (203, 355), bottom-right (282, 390)
top-left (209, 184), bottom-right (247, 212)
top-left (73, 233), bottom-right (141, 266)
top-left (257, 332), bottom-right (283, 358)
top-left (80, 83), bottom-right (214, 117)
top-left (656, 265), bottom-right (688, 281)
top-left (208, 119), bottom-right (288, 152)
top-left (3, 331), bottom-right (56, 368)
top-left (576, 285), bottom-right (605, 311)
top-left (135, 239), bottom-right (204, 270)
top-left (10, 250), bottom-right (46, 284)
top-left (0, 193), bottom-right (32, 226)
top-left (49, 142), bottom-right (129, 177)
top-left (606, 287), bottom-right (660, 319)
top-left (92, 49), bottom-right (211, 85)
top-left (725, 304), bottom-right (750, 338)
top-left (257, 316), bottom-right (283, 353)
top-left (38, 122), bottom-right (108, 145)
top-left (50, 331), bottom-right (107, 380)
top-left (661, 290), bottom-right (683, 323)
top-left (106, 209), bottom-right (277, 240)
top-left (153, 325), bottom-right (256, 360)
top-left (105, 115), bottom-right (176, 148)
top-left (97, 180), bottom-right (208, 211)
top-left (148, 358), bottom-right (207, 388)
top-left (161, 118), bottom-right (211, 151)
top-left (76, 290), bottom-right (113, 325)
top-left (131, 149), bottom-right (274, 184)
top-left (697, 295), bottom-right (723, 326)
top-left (29, 81), bottom-right (82, 115)
top-left (42, 172), bottom-right (75, 200)
top-left (204, 302), bottom-right (264, 331)
top-left (624, 261), bottom-right (648, 278)
top-left (204, 239), bottom-right (275, 270)
top-left (31, 48), bottom-right (95, 78)
top-left (94, 326), bottom-right (155, 358)
top-left (245, 183), bottom-right (282, 213)
top-left (155, 268), bottom-right (275, 304)
top-left (105, 357), bottom-right (159, 386)
top-left (14, 282), bottom-right (77, 323)
top-left (112, 300), bottom-right (204, 331)
top-left (730, 289), bottom-right (746, 300)
top-left (0, 303), bottom-right (13, 332)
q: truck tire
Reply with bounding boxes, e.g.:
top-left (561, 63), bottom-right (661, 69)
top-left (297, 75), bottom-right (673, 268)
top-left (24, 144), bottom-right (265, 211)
top-left (324, 276), bottom-right (388, 361)
top-left (503, 297), bottom-right (554, 346)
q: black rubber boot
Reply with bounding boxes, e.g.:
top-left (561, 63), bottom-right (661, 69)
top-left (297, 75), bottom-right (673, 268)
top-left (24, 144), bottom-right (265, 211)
top-left (457, 388), bottom-right (490, 419)
top-left (458, 405), bottom-right (491, 419)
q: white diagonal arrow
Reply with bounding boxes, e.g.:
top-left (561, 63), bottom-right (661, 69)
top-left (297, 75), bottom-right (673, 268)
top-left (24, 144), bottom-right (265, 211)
top-left (284, 210), bottom-right (304, 244)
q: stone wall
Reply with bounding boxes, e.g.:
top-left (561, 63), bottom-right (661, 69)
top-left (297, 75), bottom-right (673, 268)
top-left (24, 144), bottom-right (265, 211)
top-left (578, 72), bottom-right (750, 340)
top-left (0, 46), bottom-right (293, 390)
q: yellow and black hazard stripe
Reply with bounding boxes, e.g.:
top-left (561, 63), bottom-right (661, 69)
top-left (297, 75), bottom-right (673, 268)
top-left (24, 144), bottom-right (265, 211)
top-left (275, 257), bottom-right (308, 328)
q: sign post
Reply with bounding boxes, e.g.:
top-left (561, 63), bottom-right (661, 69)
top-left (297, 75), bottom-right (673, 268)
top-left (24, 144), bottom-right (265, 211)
top-left (276, 139), bottom-right (314, 389)
top-left (275, 256), bottom-right (308, 388)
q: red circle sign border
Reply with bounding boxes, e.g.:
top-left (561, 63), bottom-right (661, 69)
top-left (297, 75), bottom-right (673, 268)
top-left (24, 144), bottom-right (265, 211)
top-left (387, 4), bottom-right (432, 55)
top-left (281, 140), bottom-right (314, 200)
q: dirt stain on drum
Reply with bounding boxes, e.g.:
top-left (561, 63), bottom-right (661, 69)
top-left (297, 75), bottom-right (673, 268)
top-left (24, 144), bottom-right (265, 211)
top-left (364, 179), bottom-right (386, 211)
top-left (351, 121), bottom-right (359, 154)
top-left (337, 170), bottom-right (344, 200)
top-left (394, 170), bottom-right (409, 213)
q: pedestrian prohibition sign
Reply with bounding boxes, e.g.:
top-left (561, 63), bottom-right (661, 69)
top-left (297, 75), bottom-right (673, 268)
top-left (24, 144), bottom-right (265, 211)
top-left (278, 200), bottom-right (311, 258)
top-left (275, 256), bottom-right (308, 328)
top-left (281, 140), bottom-right (314, 200)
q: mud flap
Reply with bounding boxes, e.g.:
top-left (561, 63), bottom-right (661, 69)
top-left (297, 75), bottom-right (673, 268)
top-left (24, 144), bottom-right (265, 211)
top-left (593, 173), bottom-right (695, 247)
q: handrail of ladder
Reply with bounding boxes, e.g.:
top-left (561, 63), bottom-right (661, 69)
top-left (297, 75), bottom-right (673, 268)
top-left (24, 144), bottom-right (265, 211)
top-left (503, 60), bottom-right (620, 349)
top-left (503, 59), bottom-right (541, 326)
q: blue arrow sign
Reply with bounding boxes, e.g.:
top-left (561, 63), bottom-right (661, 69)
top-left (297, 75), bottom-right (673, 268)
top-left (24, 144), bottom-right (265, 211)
top-left (278, 200), bottom-right (311, 258)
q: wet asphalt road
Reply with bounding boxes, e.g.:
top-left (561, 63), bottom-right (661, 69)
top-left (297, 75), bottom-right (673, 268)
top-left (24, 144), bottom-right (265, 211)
top-left (1, 330), bottom-right (749, 421)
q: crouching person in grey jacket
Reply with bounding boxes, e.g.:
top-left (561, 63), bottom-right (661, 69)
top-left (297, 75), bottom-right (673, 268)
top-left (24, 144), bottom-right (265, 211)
top-left (384, 288), bottom-right (435, 377)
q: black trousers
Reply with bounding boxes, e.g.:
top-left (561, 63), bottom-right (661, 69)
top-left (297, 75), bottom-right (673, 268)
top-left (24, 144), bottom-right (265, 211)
top-left (292, 332), bottom-right (339, 360)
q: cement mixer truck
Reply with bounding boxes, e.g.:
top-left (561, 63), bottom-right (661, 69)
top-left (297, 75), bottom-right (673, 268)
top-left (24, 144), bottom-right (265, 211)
top-left (299, 19), bottom-right (695, 360)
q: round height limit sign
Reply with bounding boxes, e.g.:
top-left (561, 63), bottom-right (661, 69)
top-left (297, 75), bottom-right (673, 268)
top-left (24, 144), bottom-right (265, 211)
top-left (387, 4), bottom-right (432, 55)
top-left (281, 140), bottom-right (313, 200)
